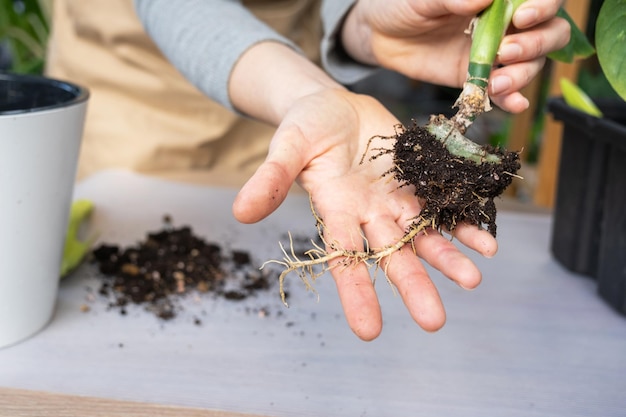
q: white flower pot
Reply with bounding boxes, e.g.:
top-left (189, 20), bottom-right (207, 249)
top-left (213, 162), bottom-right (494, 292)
top-left (0, 73), bottom-right (88, 348)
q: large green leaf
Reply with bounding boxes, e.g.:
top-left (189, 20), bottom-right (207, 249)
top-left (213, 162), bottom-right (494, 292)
top-left (596, 0), bottom-right (626, 100)
top-left (548, 8), bottom-right (595, 63)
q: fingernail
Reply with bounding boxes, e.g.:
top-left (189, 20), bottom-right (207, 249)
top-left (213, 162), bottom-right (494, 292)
top-left (498, 43), bottom-right (522, 62)
top-left (490, 75), bottom-right (512, 95)
top-left (514, 7), bottom-right (538, 28)
top-left (517, 96), bottom-right (530, 111)
top-left (458, 282), bottom-right (477, 291)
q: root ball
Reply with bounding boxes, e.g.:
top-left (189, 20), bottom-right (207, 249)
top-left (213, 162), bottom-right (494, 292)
top-left (391, 122), bottom-right (521, 236)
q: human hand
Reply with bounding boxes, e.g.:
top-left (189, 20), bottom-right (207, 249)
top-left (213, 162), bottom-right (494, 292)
top-left (340, 0), bottom-right (571, 113)
top-left (232, 88), bottom-right (497, 340)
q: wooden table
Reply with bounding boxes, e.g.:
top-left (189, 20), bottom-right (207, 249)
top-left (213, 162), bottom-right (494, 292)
top-left (1, 170), bottom-right (625, 417)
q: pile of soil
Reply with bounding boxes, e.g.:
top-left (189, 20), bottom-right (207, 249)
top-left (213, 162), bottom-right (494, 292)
top-left (390, 122), bottom-right (520, 236)
top-left (91, 219), bottom-right (276, 320)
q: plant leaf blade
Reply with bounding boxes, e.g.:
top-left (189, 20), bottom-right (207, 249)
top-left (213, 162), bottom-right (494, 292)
top-left (596, 0), bottom-right (626, 100)
top-left (61, 200), bottom-right (95, 278)
top-left (548, 8), bottom-right (595, 63)
top-left (560, 78), bottom-right (603, 118)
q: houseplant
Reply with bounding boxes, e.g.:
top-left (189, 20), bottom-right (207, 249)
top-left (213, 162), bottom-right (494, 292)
top-left (548, 0), bottom-right (626, 315)
top-left (0, 0), bottom-right (50, 74)
top-left (1, 2), bottom-right (92, 347)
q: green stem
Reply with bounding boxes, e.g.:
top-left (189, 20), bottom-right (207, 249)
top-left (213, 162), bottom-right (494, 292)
top-left (427, 115), bottom-right (501, 164)
top-left (452, 0), bottom-right (526, 132)
top-left (421, 1), bottom-right (532, 165)
top-left (467, 0), bottom-right (516, 85)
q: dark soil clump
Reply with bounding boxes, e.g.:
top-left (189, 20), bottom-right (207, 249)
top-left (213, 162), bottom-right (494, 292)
top-left (390, 122), bottom-right (520, 236)
top-left (91, 221), bottom-right (274, 320)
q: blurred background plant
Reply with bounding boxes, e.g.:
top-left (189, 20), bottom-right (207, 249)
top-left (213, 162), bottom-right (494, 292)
top-left (0, 0), bottom-right (51, 74)
top-left (488, 0), bottom-right (622, 159)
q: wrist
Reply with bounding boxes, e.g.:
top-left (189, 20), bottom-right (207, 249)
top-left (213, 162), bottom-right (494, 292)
top-left (229, 41), bottom-right (345, 125)
top-left (340, 5), bottom-right (377, 66)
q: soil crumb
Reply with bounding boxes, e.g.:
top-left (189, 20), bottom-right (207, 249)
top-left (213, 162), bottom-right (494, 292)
top-left (91, 221), bottom-right (276, 320)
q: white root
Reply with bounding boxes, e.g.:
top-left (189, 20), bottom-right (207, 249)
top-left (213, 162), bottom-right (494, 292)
top-left (262, 199), bottom-right (434, 306)
top-left (451, 81), bottom-right (492, 134)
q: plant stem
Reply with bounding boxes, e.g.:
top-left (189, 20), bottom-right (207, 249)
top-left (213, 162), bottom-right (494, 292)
top-left (426, 115), bottom-right (501, 164)
top-left (452, 0), bottom-right (526, 133)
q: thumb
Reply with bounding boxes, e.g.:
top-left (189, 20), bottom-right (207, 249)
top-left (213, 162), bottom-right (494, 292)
top-left (232, 124), bottom-right (308, 224)
top-left (433, 0), bottom-right (492, 16)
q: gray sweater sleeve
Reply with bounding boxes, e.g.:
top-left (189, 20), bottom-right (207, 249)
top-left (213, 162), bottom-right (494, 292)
top-left (134, 0), bottom-right (299, 111)
top-left (134, 0), bottom-right (378, 111)
top-left (320, 0), bottom-right (379, 85)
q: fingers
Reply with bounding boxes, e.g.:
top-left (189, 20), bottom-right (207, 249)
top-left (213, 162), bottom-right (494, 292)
top-left (415, 0), bottom-right (492, 17)
top-left (331, 260), bottom-right (383, 341)
top-left (490, 89), bottom-right (530, 113)
top-left (488, 64), bottom-right (536, 112)
top-left (488, 56), bottom-right (544, 112)
top-left (488, 9), bottom-right (570, 112)
top-left (232, 124), bottom-right (307, 224)
top-left (232, 161), bottom-right (293, 224)
top-left (362, 217), bottom-right (447, 333)
top-left (499, 18), bottom-right (571, 65)
top-left (449, 223), bottom-right (498, 258)
top-left (512, 0), bottom-right (563, 29)
top-left (329, 215), bottom-right (496, 338)
top-left (360, 211), bottom-right (498, 333)
top-left (412, 229), bottom-right (483, 290)
top-left (322, 210), bottom-right (384, 341)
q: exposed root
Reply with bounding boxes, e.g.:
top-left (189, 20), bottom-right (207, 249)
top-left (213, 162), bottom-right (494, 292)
top-left (451, 82), bottom-right (492, 133)
top-left (262, 196), bottom-right (434, 306)
top-left (359, 123), bottom-right (404, 165)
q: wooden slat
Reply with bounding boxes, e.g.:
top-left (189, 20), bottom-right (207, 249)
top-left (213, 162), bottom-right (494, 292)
top-left (504, 76), bottom-right (543, 197)
top-left (533, 0), bottom-right (592, 207)
top-left (507, 77), bottom-right (543, 155)
top-left (0, 388), bottom-right (265, 417)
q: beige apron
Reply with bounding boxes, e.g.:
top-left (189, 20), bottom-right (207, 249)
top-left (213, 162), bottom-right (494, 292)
top-left (46, 0), bottom-right (321, 185)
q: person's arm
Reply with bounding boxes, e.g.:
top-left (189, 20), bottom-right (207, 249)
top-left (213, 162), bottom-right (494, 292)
top-left (134, 0), bottom-right (300, 112)
top-left (131, 0), bottom-right (567, 342)
top-left (320, 0), bottom-right (379, 85)
top-left (136, 0), bottom-right (493, 340)
top-left (228, 41), bottom-right (344, 125)
top-left (228, 40), bottom-right (495, 340)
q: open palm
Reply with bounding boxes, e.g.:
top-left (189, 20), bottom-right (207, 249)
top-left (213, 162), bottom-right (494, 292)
top-left (233, 89), bottom-right (497, 340)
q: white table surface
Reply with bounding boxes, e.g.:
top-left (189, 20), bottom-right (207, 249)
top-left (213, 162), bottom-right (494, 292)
top-left (1, 169), bottom-right (625, 417)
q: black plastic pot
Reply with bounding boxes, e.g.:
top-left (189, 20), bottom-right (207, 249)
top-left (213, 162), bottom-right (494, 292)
top-left (548, 97), bottom-right (626, 315)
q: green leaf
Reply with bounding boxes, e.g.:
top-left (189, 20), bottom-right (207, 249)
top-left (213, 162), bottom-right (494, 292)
top-left (0, 0), bottom-right (49, 74)
top-left (560, 78), bottom-right (603, 117)
top-left (548, 8), bottom-right (595, 63)
top-left (596, 0), bottom-right (626, 100)
top-left (61, 200), bottom-right (95, 278)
